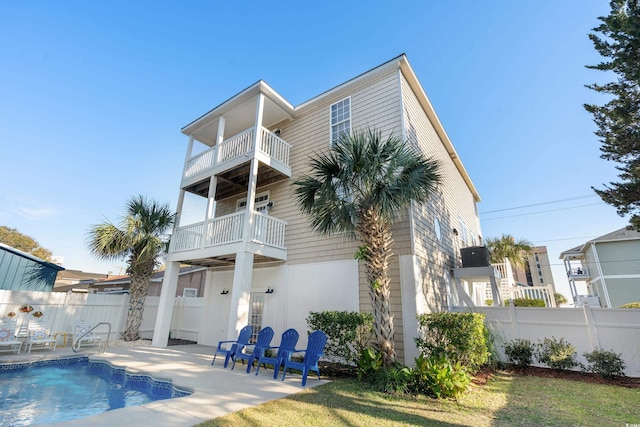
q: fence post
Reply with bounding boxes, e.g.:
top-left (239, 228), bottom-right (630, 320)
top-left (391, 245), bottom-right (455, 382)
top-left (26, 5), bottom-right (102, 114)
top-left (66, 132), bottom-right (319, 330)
top-left (508, 300), bottom-right (519, 340)
top-left (582, 302), bottom-right (599, 350)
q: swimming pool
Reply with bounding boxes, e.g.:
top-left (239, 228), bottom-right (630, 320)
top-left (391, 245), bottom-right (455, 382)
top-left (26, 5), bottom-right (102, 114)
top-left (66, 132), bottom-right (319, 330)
top-left (0, 356), bottom-right (191, 426)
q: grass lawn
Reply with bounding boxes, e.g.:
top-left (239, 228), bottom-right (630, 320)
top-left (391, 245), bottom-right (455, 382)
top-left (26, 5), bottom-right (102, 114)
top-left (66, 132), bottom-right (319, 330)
top-left (196, 371), bottom-right (640, 426)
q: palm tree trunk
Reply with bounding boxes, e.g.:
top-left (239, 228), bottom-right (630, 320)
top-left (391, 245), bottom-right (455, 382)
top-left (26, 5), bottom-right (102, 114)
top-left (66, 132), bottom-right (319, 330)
top-left (121, 262), bottom-right (154, 341)
top-left (357, 208), bottom-right (396, 365)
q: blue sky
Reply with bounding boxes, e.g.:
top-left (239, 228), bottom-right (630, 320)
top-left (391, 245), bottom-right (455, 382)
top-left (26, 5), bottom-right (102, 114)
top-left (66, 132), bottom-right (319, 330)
top-left (0, 1), bottom-right (628, 298)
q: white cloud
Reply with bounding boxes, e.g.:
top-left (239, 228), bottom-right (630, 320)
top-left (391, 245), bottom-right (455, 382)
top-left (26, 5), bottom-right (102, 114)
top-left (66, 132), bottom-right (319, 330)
top-left (16, 206), bottom-right (58, 220)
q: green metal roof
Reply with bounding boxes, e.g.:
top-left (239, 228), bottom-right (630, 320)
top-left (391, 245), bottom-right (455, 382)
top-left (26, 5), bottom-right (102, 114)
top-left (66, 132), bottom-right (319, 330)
top-left (0, 243), bottom-right (64, 292)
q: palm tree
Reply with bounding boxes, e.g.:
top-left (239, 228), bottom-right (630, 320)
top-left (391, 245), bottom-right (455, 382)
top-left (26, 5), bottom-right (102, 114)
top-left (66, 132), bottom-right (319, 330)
top-left (88, 195), bottom-right (175, 341)
top-left (294, 129), bottom-right (441, 365)
top-left (485, 234), bottom-right (532, 269)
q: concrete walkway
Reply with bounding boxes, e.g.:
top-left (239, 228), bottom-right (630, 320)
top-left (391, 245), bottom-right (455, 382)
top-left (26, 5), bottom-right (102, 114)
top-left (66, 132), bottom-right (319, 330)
top-left (0, 344), bottom-right (327, 426)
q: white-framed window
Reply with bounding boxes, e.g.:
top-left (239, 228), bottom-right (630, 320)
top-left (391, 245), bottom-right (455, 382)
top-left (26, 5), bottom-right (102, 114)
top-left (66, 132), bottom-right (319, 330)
top-left (236, 191), bottom-right (270, 213)
top-left (434, 217), bottom-right (442, 242)
top-left (458, 216), bottom-right (468, 245)
top-left (330, 97), bottom-right (351, 145)
top-left (182, 288), bottom-right (197, 298)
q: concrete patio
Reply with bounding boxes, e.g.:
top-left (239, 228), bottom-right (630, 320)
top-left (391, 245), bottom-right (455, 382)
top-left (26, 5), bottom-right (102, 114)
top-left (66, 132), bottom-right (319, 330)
top-left (0, 343), bottom-right (327, 426)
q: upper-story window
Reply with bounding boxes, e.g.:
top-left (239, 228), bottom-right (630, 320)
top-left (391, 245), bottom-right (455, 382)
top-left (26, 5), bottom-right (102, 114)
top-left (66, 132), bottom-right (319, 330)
top-left (330, 97), bottom-right (351, 145)
top-left (236, 191), bottom-right (270, 213)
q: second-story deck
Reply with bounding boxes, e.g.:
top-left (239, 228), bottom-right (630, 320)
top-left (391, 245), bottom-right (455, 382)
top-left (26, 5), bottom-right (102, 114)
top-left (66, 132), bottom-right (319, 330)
top-left (167, 211), bottom-right (287, 267)
top-left (181, 126), bottom-right (291, 199)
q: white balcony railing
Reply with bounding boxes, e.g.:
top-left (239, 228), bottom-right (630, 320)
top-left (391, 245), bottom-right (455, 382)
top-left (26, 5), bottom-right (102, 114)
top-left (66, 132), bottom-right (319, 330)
top-left (251, 212), bottom-right (287, 249)
top-left (568, 267), bottom-right (589, 277)
top-left (170, 222), bottom-right (204, 252)
top-left (182, 126), bottom-right (291, 181)
top-left (258, 128), bottom-right (290, 165)
top-left (510, 284), bottom-right (557, 307)
top-left (206, 212), bottom-right (245, 246)
top-left (170, 211), bottom-right (286, 254)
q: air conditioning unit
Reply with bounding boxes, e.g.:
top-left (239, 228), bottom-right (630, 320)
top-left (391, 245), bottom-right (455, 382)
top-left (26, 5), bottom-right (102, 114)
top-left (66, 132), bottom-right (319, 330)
top-left (460, 246), bottom-right (491, 268)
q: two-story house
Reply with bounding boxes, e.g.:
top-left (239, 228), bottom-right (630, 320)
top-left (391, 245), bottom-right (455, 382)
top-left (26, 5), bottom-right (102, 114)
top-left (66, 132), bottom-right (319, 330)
top-left (560, 227), bottom-right (640, 308)
top-left (151, 54), bottom-right (482, 363)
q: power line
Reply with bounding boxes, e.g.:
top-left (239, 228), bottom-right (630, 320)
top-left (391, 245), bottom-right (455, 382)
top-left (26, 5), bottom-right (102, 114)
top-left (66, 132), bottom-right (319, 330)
top-left (480, 194), bottom-right (599, 214)
top-left (481, 203), bottom-right (603, 221)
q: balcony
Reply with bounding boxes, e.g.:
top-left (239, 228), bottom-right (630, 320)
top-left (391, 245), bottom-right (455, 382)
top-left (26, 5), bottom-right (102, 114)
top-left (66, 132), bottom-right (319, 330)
top-left (567, 267), bottom-right (589, 280)
top-left (181, 126), bottom-right (291, 198)
top-left (168, 211), bottom-right (287, 266)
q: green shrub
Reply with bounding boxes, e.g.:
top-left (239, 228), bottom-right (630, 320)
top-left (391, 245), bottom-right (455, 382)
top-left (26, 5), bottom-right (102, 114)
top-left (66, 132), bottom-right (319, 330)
top-left (536, 337), bottom-right (577, 370)
top-left (409, 354), bottom-right (470, 399)
top-left (620, 302), bottom-right (640, 308)
top-left (307, 311), bottom-right (373, 365)
top-left (485, 299), bottom-right (493, 306)
top-left (504, 339), bottom-right (534, 369)
top-left (583, 348), bottom-right (626, 379)
top-left (357, 347), bottom-right (383, 381)
top-left (415, 312), bottom-right (489, 371)
top-left (505, 298), bottom-right (546, 307)
top-left (357, 347), bottom-right (410, 394)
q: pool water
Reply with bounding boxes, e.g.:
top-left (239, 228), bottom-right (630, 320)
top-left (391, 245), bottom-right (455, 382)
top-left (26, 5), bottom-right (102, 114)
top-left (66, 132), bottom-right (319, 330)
top-left (0, 357), bottom-right (190, 426)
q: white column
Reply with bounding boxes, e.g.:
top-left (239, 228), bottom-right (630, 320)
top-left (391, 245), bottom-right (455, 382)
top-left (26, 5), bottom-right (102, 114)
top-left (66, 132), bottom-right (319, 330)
top-left (226, 251), bottom-right (254, 340)
top-left (152, 261), bottom-right (180, 347)
top-left (400, 255), bottom-right (421, 367)
top-left (215, 116), bottom-right (225, 164)
top-left (182, 135), bottom-right (195, 174)
top-left (253, 94), bottom-right (264, 152)
top-left (242, 94), bottom-right (265, 241)
top-left (205, 176), bottom-right (218, 222)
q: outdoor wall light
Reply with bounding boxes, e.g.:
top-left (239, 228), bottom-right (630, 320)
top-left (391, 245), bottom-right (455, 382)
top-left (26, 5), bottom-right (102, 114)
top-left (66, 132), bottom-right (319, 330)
top-left (265, 287), bottom-right (274, 294)
top-left (220, 289), bottom-right (229, 295)
top-left (266, 202), bottom-right (274, 213)
top-left (452, 228), bottom-right (459, 236)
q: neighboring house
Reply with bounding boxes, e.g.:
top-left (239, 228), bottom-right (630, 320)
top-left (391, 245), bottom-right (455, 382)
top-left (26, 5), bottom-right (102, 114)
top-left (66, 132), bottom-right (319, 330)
top-left (560, 227), bottom-right (640, 308)
top-left (53, 269), bottom-right (110, 292)
top-left (153, 54), bottom-right (482, 364)
top-left (0, 243), bottom-right (64, 291)
top-left (89, 266), bottom-right (206, 297)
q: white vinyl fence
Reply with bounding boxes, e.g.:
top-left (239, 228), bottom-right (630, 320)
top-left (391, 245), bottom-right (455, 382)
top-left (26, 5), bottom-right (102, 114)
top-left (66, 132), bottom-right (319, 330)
top-left (453, 304), bottom-right (640, 377)
top-left (0, 290), bottom-right (203, 346)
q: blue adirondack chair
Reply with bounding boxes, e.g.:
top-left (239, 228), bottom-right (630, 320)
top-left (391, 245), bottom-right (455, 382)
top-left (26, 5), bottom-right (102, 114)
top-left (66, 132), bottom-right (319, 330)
top-left (281, 330), bottom-right (327, 386)
top-left (255, 328), bottom-right (299, 379)
top-left (211, 325), bottom-right (253, 368)
top-left (231, 326), bottom-right (275, 373)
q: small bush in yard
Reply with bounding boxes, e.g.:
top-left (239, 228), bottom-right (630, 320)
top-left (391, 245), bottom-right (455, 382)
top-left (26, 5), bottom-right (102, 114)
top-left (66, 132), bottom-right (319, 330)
top-left (536, 337), bottom-right (577, 370)
top-left (357, 347), bottom-right (383, 381)
top-left (357, 347), bottom-right (410, 394)
top-left (307, 311), bottom-right (373, 365)
top-left (409, 354), bottom-right (470, 399)
top-left (504, 339), bottom-right (534, 369)
top-left (620, 302), bottom-right (640, 308)
top-left (415, 312), bottom-right (489, 371)
top-left (583, 348), bottom-right (626, 379)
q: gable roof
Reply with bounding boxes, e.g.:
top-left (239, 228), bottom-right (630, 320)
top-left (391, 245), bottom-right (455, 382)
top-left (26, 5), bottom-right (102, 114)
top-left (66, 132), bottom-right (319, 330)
top-left (560, 227), bottom-right (640, 258)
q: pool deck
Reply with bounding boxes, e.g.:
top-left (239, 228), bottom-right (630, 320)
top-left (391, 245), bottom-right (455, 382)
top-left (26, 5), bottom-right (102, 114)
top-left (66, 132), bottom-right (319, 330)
top-left (0, 344), bottom-right (327, 426)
